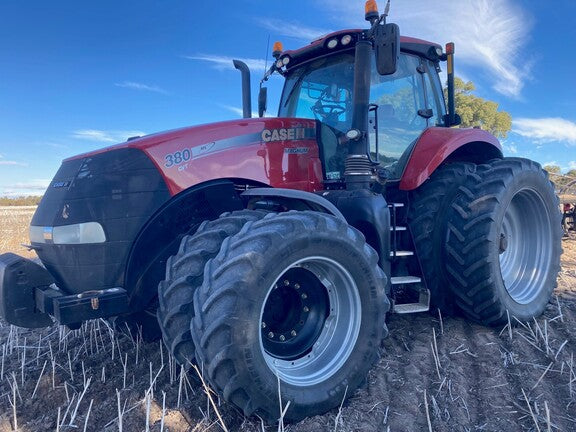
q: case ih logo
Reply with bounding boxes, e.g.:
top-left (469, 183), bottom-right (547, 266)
top-left (261, 127), bottom-right (306, 142)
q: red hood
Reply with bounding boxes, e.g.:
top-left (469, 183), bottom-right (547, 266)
top-left (65, 118), bottom-right (274, 161)
top-left (67, 117), bottom-right (322, 196)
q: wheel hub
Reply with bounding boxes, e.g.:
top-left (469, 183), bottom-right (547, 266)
top-left (261, 268), bottom-right (329, 360)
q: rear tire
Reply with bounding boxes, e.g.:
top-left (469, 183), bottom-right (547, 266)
top-left (157, 210), bottom-right (267, 366)
top-left (192, 211), bottom-right (389, 423)
top-left (444, 158), bottom-right (562, 325)
top-left (407, 162), bottom-right (477, 313)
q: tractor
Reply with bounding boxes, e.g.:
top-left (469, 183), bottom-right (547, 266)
top-left (0, 0), bottom-right (562, 423)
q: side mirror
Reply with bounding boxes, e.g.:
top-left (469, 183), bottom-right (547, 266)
top-left (374, 23), bottom-right (399, 75)
top-left (258, 87), bottom-right (268, 118)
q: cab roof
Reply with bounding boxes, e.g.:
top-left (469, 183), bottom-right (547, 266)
top-left (280, 29), bottom-right (442, 71)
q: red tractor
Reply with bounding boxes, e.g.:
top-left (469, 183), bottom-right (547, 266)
top-left (0, 1), bottom-right (561, 423)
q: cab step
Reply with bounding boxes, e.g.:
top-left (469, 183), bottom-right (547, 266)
top-left (392, 288), bottom-right (430, 314)
top-left (390, 276), bottom-right (421, 285)
top-left (390, 226), bottom-right (407, 231)
top-left (390, 250), bottom-right (414, 257)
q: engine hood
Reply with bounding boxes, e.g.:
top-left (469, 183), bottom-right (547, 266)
top-left (66, 117), bottom-right (320, 195)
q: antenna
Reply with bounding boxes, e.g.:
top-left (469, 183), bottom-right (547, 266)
top-left (262, 35), bottom-right (271, 84)
top-left (383, 0), bottom-right (391, 17)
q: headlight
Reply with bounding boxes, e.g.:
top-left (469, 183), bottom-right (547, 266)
top-left (341, 35), bottom-right (352, 46)
top-left (327, 39), bottom-right (338, 49)
top-left (30, 222), bottom-right (106, 244)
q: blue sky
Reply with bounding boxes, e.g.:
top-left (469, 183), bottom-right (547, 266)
top-left (1, 0), bottom-right (575, 196)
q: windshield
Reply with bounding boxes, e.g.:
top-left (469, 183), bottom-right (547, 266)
top-left (279, 51), bottom-right (444, 181)
top-left (279, 53), bottom-right (355, 132)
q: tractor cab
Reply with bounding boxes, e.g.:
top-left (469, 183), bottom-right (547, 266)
top-left (277, 35), bottom-right (447, 181)
top-left (241, 0), bottom-right (459, 190)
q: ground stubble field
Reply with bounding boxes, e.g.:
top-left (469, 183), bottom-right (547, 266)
top-left (0, 206), bottom-right (575, 432)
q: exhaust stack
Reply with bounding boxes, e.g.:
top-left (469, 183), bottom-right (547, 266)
top-left (233, 60), bottom-right (252, 119)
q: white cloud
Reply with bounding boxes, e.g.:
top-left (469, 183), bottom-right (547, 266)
top-left (256, 18), bottom-right (333, 41)
top-left (11, 179), bottom-right (50, 190)
top-left (322, 0), bottom-right (532, 98)
top-left (219, 104), bottom-right (274, 119)
top-left (0, 160), bottom-right (28, 167)
top-left (220, 105), bottom-right (259, 119)
top-left (115, 81), bottom-right (168, 95)
top-left (513, 118), bottom-right (576, 145)
top-left (503, 144), bottom-right (518, 154)
top-left (568, 161), bottom-right (576, 170)
top-left (1, 179), bottom-right (50, 197)
top-left (185, 55), bottom-right (268, 73)
top-left (72, 129), bottom-right (147, 143)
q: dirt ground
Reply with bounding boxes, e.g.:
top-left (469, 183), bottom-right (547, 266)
top-left (0, 210), bottom-right (575, 431)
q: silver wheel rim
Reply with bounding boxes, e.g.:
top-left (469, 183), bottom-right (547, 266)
top-left (259, 256), bottom-right (361, 387)
top-left (499, 188), bottom-right (553, 304)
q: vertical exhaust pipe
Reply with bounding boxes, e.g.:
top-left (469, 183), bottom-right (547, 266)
top-left (345, 40), bottom-right (373, 190)
top-left (233, 60), bottom-right (252, 118)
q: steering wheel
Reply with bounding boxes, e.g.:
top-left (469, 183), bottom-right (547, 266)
top-left (311, 86), bottom-right (347, 121)
top-left (312, 101), bottom-right (346, 118)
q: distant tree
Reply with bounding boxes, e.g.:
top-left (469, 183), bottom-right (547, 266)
top-left (0, 196), bottom-right (42, 206)
top-left (446, 77), bottom-right (512, 139)
top-left (544, 165), bottom-right (562, 175)
top-left (543, 165), bottom-right (576, 193)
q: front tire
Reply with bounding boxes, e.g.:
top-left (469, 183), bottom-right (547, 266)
top-left (157, 210), bottom-right (267, 366)
top-left (445, 158), bottom-right (562, 325)
top-left (192, 211), bottom-right (389, 423)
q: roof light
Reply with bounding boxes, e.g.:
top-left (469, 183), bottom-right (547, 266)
top-left (365, 0), bottom-right (379, 22)
top-left (341, 34), bottom-right (352, 46)
top-left (276, 59), bottom-right (283, 68)
top-left (282, 56), bottom-right (290, 65)
top-left (327, 38), bottom-right (338, 49)
top-left (272, 41), bottom-right (283, 58)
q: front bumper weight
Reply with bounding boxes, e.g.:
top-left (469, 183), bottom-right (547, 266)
top-left (35, 286), bottom-right (129, 325)
top-left (0, 253), bottom-right (54, 328)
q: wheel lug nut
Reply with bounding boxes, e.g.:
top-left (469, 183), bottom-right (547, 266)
top-left (301, 293), bottom-right (308, 299)
top-left (291, 330), bottom-right (297, 337)
top-left (261, 322), bottom-right (267, 329)
top-left (283, 279), bottom-right (290, 286)
top-left (303, 306), bottom-right (309, 312)
top-left (279, 335), bottom-right (286, 341)
top-left (268, 332), bottom-right (274, 338)
top-left (294, 283), bottom-right (300, 289)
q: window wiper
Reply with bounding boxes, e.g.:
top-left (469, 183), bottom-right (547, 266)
top-left (283, 72), bottom-right (308, 108)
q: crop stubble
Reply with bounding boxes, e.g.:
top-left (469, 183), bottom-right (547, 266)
top-left (0, 207), bottom-right (574, 431)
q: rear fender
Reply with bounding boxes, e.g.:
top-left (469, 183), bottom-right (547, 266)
top-left (400, 127), bottom-right (502, 190)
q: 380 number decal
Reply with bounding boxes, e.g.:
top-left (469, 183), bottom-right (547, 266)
top-left (164, 149), bottom-right (191, 168)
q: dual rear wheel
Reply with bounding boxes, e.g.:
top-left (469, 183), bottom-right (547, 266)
top-left (409, 158), bottom-right (561, 325)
